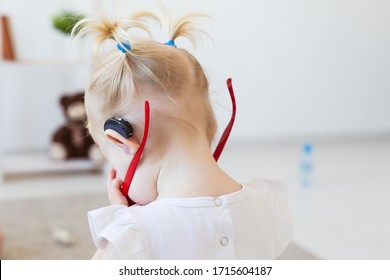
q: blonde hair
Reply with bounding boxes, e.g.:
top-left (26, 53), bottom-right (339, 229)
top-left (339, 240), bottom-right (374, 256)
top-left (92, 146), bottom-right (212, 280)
top-left (73, 11), bottom-right (217, 145)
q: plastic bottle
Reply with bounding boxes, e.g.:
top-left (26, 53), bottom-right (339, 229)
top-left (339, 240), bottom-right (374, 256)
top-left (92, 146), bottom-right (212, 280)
top-left (300, 142), bottom-right (314, 188)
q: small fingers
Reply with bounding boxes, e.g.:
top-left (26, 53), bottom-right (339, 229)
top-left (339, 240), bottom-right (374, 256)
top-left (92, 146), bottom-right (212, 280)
top-left (106, 168), bottom-right (128, 206)
top-left (107, 168), bottom-right (116, 186)
top-left (110, 177), bottom-right (123, 191)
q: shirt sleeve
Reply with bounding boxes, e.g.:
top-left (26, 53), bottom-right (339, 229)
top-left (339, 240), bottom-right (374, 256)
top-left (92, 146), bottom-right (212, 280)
top-left (88, 205), bottom-right (147, 259)
top-left (249, 177), bottom-right (294, 257)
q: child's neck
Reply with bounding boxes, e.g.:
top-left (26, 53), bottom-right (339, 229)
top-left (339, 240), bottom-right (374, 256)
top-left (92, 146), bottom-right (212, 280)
top-left (155, 141), bottom-right (241, 200)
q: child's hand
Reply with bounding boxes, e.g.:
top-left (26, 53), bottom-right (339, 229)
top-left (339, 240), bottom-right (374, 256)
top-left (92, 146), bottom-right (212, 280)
top-left (107, 168), bottom-right (129, 206)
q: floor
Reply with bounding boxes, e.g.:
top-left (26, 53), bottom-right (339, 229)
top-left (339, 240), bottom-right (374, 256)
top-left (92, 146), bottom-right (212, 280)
top-left (1, 136), bottom-right (389, 259)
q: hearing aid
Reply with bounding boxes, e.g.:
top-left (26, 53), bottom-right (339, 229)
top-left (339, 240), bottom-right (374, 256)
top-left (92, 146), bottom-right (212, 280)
top-left (104, 117), bottom-right (134, 139)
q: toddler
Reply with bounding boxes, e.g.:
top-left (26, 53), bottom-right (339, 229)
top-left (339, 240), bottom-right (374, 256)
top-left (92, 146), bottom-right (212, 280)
top-left (74, 11), bottom-right (293, 259)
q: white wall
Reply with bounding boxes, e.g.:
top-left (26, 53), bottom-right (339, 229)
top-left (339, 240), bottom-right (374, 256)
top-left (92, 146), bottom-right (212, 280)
top-left (0, 0), bottom-right (95, 62)
top-left (192, 0), bottom-right (390, 140)
top-left (1, 0), bottom-right (390, 152)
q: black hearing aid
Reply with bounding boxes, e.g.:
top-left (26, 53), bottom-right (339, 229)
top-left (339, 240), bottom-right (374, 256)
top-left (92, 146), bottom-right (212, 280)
top-left (104, 117), bottom-right (134, 139)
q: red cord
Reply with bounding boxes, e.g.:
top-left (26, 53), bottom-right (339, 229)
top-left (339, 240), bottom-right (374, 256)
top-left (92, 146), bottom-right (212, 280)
top-left (121, 101), bottom-right (150, 206)
top-left (213, 78), bottom-right (237, 161)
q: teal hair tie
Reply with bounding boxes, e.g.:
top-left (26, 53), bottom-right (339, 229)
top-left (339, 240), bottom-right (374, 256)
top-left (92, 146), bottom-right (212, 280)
top-left (165, 40), bottom-right (177, 48)
top-left (117, 41), bottom-right (131, 53)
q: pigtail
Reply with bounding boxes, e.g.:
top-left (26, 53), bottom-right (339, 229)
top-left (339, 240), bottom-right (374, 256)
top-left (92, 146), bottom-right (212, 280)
top-left (169, 13), bottom-right (213, 47)
top-left (72, 12), bottom-right (160, 55)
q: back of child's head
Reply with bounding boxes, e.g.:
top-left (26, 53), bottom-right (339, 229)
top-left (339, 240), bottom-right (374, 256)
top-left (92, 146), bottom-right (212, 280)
top-left (73, 11), bottom-right (217, 147)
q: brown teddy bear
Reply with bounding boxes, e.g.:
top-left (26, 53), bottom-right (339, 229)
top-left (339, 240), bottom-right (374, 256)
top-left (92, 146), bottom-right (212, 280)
top-left (49, 92), bottom-right (103, 162)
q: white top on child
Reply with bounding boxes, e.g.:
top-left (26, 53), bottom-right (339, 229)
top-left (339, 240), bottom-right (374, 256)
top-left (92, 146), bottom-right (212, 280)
top-left (89, 177), bottom-right (293, 259)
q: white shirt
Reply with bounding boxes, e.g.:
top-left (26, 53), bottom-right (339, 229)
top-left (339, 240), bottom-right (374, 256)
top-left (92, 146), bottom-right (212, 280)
top-left (88, 177), bottom-right (293, 259)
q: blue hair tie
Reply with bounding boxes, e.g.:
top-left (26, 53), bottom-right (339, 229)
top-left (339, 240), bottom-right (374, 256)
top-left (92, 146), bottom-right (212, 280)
top-left (165, 40), bottom-right (177, 48)
top-left (117, 41), bottom-right (131, 53)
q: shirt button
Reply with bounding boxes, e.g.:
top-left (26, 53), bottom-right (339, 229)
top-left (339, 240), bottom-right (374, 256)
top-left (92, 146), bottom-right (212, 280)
top-left (220, 236), bottom-right (229, 246)
top-left (214, 198), bottom-right (222, 206)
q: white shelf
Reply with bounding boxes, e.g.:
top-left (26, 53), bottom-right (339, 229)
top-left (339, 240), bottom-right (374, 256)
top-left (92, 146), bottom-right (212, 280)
top-left (2, 153), bottom-right (102, 178)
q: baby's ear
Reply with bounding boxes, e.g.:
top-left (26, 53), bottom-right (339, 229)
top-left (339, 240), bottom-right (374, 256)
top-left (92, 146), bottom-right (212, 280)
top-left (104, 129), bottom-right (140, 155)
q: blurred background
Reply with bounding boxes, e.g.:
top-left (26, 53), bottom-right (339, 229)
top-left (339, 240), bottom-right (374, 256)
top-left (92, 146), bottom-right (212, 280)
top-left (0, 0), bottom-right (389, 259)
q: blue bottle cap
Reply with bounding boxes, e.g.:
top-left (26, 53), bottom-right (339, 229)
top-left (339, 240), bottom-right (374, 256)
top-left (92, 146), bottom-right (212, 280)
top-left (303, 142), bottom-right (313, 153)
